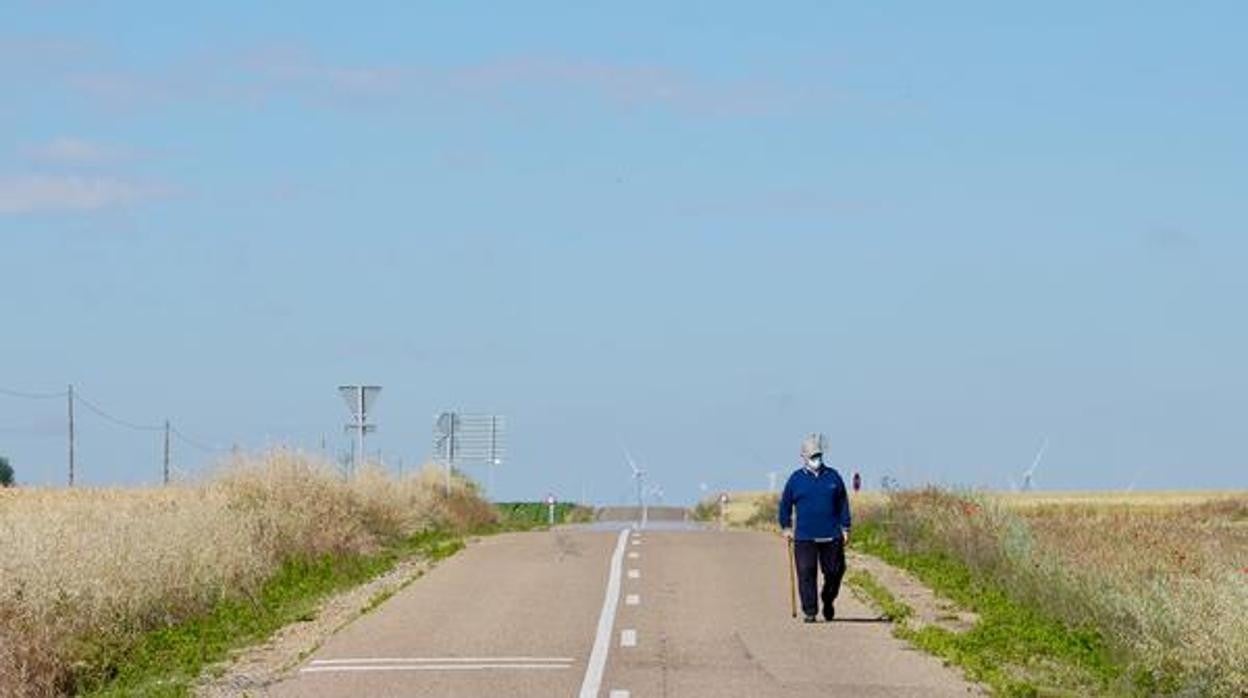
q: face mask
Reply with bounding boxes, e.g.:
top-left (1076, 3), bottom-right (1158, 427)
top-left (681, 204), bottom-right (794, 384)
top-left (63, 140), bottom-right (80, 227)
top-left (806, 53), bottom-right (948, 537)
top-left (807, 456), bottom-right (822, 469)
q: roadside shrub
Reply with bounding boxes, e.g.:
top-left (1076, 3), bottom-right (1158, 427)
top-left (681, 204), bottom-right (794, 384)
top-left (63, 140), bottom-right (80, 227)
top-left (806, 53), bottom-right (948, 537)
top-left (745, 493), bottom-right (779, 530)
top-left (866, 488), bottom-right (1248, 696)
top-left (691, 500), bottom-right (717, 522)
top-left (0, 450), bottom-right (489, 697)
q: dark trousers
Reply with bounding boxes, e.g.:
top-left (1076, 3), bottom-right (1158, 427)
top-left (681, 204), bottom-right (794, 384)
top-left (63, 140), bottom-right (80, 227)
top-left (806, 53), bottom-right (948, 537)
top-left (794, 539), bottom-right (846, 618)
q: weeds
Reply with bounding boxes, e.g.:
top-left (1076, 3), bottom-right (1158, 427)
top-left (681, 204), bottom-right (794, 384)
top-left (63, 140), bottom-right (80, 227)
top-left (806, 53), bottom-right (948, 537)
top-left (858, 488), bottom-right (1248, 696)
top-left (492, 502), bottom-right (594, 530)
top-left (0, 451), bottom-right (491, 697)
top-left (846, 569), bottom-right (911, 622)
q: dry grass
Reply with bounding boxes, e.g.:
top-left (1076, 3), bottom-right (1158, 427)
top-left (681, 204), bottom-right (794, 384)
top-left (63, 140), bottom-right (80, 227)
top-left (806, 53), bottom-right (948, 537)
top-left (0, 449), bottom-right (493, 697)
top-left (872, 489), bottom-right (1248, 696)
top-left (719, 485), bottom-right (1247, 694)
top-left (707, 488), bottom-right (885, 529)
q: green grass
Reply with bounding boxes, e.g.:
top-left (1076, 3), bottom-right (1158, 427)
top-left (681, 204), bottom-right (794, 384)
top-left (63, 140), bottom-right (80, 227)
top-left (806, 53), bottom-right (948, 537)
top-left (853, 521), bottom-right (1122, 697)
top-left (75, 530), bottom-right (463, 697)
top-left (846, 569), bottom-right (912, 622)
top-left (493, 501), bottom-right (593, 530)
top-left (690, 500), bottom-right (717, 522)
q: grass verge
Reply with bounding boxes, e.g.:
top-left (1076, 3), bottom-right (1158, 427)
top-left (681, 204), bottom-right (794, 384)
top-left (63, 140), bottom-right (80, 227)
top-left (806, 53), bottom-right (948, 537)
top-left (493, 502), bottom-right (594, 530)
top-left (77, 530), bottom-right (463, 697)
top-left (72, 499), bottom-right (587, 696)
top-left (845, 569), bottom-right (911, 623)
top-left (853, 520), bottom-right (1121, 697)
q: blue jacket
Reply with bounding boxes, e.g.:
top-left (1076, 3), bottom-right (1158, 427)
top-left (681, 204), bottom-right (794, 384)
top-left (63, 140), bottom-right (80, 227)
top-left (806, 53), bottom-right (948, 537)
top-left (778, 465), bottom-right (852, 541)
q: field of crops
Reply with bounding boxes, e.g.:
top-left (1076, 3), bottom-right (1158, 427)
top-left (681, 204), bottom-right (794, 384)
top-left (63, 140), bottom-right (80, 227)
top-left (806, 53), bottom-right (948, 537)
top-left (0, 451), bottom-right (495, 697)
top-left (713, 487), bottom-right (1247, 695)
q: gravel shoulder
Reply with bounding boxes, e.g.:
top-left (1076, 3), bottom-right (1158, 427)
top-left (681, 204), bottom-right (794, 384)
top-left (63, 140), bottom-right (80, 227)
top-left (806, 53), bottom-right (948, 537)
top-left (193, 545), bottom-right (453, 697)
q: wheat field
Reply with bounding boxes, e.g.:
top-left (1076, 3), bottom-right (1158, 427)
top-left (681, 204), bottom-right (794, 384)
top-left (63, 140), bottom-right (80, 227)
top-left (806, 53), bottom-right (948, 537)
top-left (0, 450), bottom-right (493, 697)
top-left (716, 486), bottom-right (1247, 694)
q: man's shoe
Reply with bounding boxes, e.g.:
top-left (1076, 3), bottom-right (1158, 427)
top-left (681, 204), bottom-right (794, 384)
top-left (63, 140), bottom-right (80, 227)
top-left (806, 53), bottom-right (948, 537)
top-left (803, 614), bottom-right (817, 623)
top-left (823, 605), bottom-right (835, 621)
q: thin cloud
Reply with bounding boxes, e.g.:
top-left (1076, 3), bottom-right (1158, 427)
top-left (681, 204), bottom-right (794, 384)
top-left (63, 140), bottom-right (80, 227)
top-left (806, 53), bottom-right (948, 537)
top-left (0, 174), bottom-right (165, 214)
top-left (61, 45), bottom-right (850, 117)
top-left (1142, 227), bottom-right (1200, 256)
top-left (0, 37), bottom-right (94, 71)
top-left (439, 56), bottom-right (817, 116)
top-left (21, 137), bottom-right (135, 166)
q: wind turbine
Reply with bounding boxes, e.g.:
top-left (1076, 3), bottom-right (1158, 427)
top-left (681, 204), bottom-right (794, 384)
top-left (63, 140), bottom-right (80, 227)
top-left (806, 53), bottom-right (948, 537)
top-left (626, 450), bottom-right (648, 529)
top-left (1020, 438), bottom-right (1048, 492)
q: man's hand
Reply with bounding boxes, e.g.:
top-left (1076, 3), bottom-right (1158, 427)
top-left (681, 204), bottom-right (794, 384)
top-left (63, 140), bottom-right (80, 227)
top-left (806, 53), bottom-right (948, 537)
top-left (842, 529), bottom-right (851, 545)
top-left (782, 528), bottom-right (794, 541)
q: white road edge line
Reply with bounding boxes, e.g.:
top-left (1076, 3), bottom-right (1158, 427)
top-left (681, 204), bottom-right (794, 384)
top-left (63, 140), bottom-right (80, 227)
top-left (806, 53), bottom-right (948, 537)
top-left (302, 664), bottom-right (571, 673)
top-left (620, 629), bottom-right (637, 647)
top-left (309, 657), bottom-right (575, 665)
top-left (578, 528), bottom-right (630, 698)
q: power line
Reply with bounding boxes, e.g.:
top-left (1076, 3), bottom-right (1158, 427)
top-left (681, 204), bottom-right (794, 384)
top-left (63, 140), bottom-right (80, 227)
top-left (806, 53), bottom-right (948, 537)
top-left (73, 392), bottom-right (164, 432)
top-left (170, 426), bottom-right (226, 454)
top-left (0, 386), bottom-right (68, 400)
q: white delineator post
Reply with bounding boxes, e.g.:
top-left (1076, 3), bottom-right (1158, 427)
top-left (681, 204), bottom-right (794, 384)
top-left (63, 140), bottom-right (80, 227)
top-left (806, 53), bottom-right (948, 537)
top-left (547, 494), bottom-right (556, 526)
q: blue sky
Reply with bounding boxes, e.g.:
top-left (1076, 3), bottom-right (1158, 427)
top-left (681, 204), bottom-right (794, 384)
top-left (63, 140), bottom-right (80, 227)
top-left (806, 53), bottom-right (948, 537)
top-left (1, 2), bottom-right (1245, 500)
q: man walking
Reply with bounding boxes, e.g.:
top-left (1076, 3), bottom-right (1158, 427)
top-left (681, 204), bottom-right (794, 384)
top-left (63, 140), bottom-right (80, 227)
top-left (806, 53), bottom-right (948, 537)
top-left (778, 433), bottom-right (852, 622)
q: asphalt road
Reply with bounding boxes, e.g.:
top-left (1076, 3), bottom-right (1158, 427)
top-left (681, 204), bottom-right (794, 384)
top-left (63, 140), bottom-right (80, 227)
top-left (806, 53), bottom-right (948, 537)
top-left (269, 520), bottom-right (976, 697)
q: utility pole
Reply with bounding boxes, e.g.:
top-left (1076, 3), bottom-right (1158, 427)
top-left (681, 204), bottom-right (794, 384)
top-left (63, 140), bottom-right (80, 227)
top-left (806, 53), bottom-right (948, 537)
top-left (163, 420), bottom-right (171, 485)
top-left (67, 384), bottom-right (75, 487)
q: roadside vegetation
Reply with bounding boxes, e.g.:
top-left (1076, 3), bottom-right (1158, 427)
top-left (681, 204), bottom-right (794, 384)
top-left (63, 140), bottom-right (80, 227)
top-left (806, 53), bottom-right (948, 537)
top-left (0, 451), bottom-right (496, 698)
top-left (721, 485), bottom-right (1247, 695)
top-left (493, 501), bottom-right (595, 530)
top-left (855, 488), bottom-right (1248, 696)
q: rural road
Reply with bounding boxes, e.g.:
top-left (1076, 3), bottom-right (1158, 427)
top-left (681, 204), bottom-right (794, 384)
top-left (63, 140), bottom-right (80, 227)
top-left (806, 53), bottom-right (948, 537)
top-left (269, 508), bottom-right (975, 697)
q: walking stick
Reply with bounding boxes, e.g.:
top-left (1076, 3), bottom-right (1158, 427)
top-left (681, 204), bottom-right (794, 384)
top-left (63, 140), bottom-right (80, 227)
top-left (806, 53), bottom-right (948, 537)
top-left (787, 537), bottom-right (797, 618)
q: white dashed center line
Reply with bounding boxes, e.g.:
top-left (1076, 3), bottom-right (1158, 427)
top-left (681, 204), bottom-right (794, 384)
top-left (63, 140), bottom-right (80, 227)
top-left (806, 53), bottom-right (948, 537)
top-left (625, 594), bottom-right (640, 606)
top-left (620, 629), bottom-right (637, 647)
top-left (627, 568), bottom-right (640, 579)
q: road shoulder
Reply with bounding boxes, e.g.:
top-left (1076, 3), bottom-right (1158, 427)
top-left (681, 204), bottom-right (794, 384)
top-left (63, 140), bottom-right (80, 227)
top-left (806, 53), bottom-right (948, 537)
top-left (194, 538), bottom-right (465, 697)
